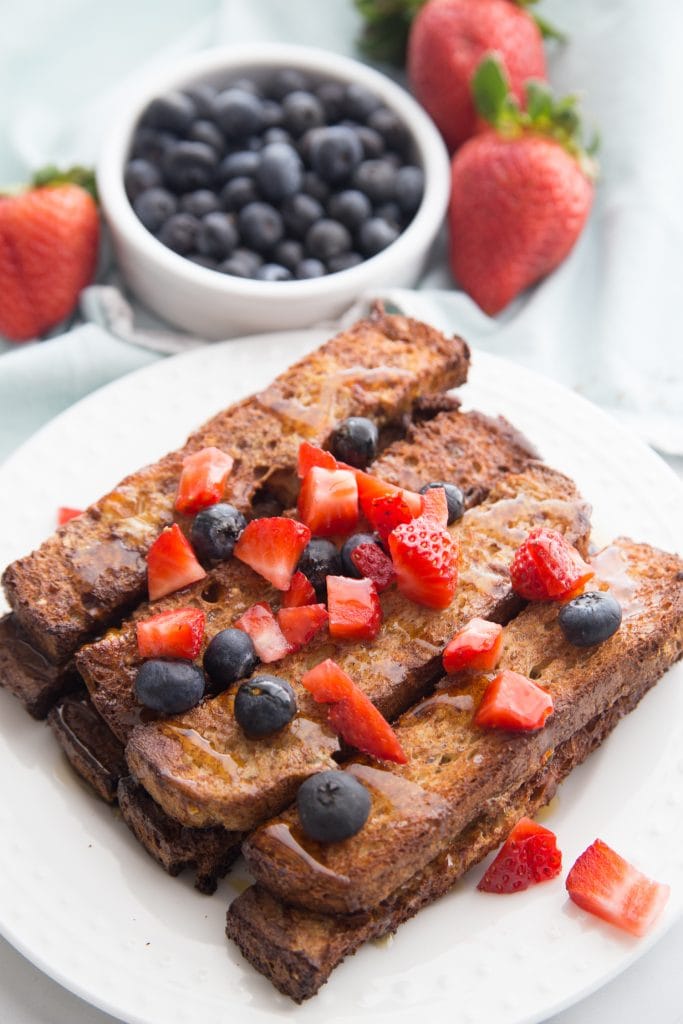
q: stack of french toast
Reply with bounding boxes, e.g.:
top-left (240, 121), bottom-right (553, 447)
top-left (1, 306), bottom-right (681, 1002)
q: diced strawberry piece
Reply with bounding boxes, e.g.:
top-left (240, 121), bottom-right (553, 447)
top-left (175, 446), bottom-right (234, 515)
top-left (478, 816), bottom-right (562, 894)
top-left (443, 618), bottom-right (503, 673)
top-left (234, 602), bottom-right (292, 663)
top-left (355, 470), bottom-right (423, 521)
top-left (282, 570), bottom-right (317, 608)
top-left (277, 604), bottom-right (328, 649)
top-left (297, 441), bottom-right (337, 478)
top-left (350, 543), bottom-right (396, 592)
top-left (302, 659), bottom-right (407, 764)
top-left (388, 517), bottom-right (459, 610)
top-left (234, 517), bottom-right (311, 590)
top-left (327, 576), bottom-right (382, 641)
top-left (57, 506), bottom-right (83, 525)
top-left (420, 486), bottom-right (448, 527)
top-left (297, 467), bottom-right (358, 537)
top-left (365, 492), bottom-right (415, 540)
top-left (474, 669), bottom-right (554, 731)
top-left (510, 527), bottom-right (594, 602)
top-left (147, 524), bottom-right (206, 601)
top-left (136, 606), bottom-right (205, 660)
top-left (566, 839), bottom-right (670, 937)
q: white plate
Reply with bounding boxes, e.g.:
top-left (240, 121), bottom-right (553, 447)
top-left (0, 330), bottom-right (681, 1024)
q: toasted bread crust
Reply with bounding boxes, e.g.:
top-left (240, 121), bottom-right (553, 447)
top-left (47, 691), bottom-right (128, 803)
top-left (126, 462), bottom-right (590, 832)
top-left (3, 310), bottom-right (469, 663)
top-left (0, 615), bottom-right (79, 719)
top-left (243, 540), bottom-right (683, 914)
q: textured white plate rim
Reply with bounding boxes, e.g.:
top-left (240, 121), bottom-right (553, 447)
top-left (0, 327), bottom-right (681, 1024)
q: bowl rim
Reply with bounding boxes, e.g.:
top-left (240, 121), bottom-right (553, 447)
top-left (97, 41), bottom-right (450, 300)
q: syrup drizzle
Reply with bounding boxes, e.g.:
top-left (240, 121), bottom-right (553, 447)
top-left (590, 545), bottom-right (645, 620)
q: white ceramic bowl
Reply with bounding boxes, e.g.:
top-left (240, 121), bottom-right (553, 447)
top-left (97, 43), bottom-right (450, 339)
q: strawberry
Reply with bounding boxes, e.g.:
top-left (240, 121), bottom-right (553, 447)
top-left (566, 839), bottom-right (670, 937)
top-left (407, 0), bottom-right (547, 151)
top-left (478, 816), bottom-right (562, 894)
top-left (282, 570), bottom-right (317, 608)
top-left (0, 170), bottom-right (99, 342)
top-left (350, 542), bottom-right (396, 592)
top-left (420, 485), bottom-right (448, 527)
top-left (297, 441), bottom-right (337, 478)
top-left (234, 517), bottom-right (311, 590)
top-left (175, 447), bottom-right (234, 515)
top-left (297, 467), bottom-right (359, 537)
top-left (474, 669), bottom-right (553, 731)
top-left (356, 470), bottom-right (423, 521)
top-left (442, 617), bottom-right (503, 673)
top-left (448, 56), bottom-right (595, 314)
top-left (302, 658), bottom-right (407, 764)
top-left (57, 506), bottom-right (83, 526)
top-left (388, 516), bottom-right (459, 609)
top-left (234, 602), bottom-right (292, 663)
top-left (365, 491), bottom-right (415, 540)
top-left (136, 606), bottom-right (205, 660)
top-left (277, 604), bottom-right (329, 650)
top-left (327, 576), bottom-right (383, 641)
top-left (147, 524), bottom-right (206, 601)
top-left (510, 526), bottom-right (594, 602)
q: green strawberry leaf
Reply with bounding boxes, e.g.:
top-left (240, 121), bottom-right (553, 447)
top-left (512, 0), bottom-right (568, 42)
top-left (354, 0), bottom-right (427, 65)
top-left (472, 54), bottom-right (512, 128)
top-left (525, 79), bottom-right (553, 121)
top-left (31, 165), bottom-right (98, 201)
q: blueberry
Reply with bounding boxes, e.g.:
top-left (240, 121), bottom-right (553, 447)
top-left (238, 202), bottom-right (284, 252)
top-left (341, 532), bottom-right (383, 578)
top-left (327, 252), bottom-right (363, 274)
top-left (221, 176), bottom-right (259, 212)
top-left (310, 126), bottom-right (363, 184)
top-left (203, 628), bottom-right (258, 692)
top-left (297, 770), bottom-right (371, 843)
top-left (214, 88), bottom-right (265, 138)
top-left (218, 150), bottom-right (261, 183)
top-left (187, 119), bottom-right (226, 156)
top-left (243, 135), bottom-right (264, 152)
top-left (297, 126), bottom-right (324, 164)
top-left (395, 165), bottom-right (424, 216)
top-left (330, 416), bottom-right (378, 469)
top-left (344, 83), bottom-right (381, 122)
top-left (131, 127), bottom-right (175, 164)
top-left (305, 219), bottom-right (352, 261)
top-left (295, 258), bottom-right (326, 279)
top-left (367, 107), bottom-right (410, 153)
top-left (355, 125), bottom-right (385, 159)
top-left (197, 211), bottom-right (238, 260)
top-left (301, 171), bottom-right (330, 204)
top-left (231, 77), bottom-right (262, 97)
top-left (282, 90), bottom-right (325, 137)
top-left (256, 262), bottom-right (293, 281)
top-left (281, 193), bottom-right (324, 239)
top-left (274, 239), bottom-right (304, 272)
top-left (327, 189), bottom-right (371, 230)
top-left (157, 212), bottom-right (200, 254)
top-left (179, 189), bottom-right (221, 217)
top-left (187, 253), bottom-right (217, 270)
top-left (558, 592), bottom-right (622, 648)
top-left (141, 91), bottom-right (196, 134)
top-left (135, 659), bottom-right (205, 714)
top-left (234, 675), bottom-right (297, 738)
top-left (133, 187), bottom-right (178, 232)
top-left (353, 159), bottom-right (396, 203)
top-left (218, 248), bottom-right (263, 278)
top-left (375, 201), bottom-right (403, 230)
top-left (298, 538), bottom-right (342, 600)
top-left (182, 83), bottom-right (217, 119)
top-left (419, 482), bottom-right (465, 525)
top-left (269, 68), bottom-right (310, 101)
top-left (263, 126), bottom-right (293, 146)
top-left (358, 217), bottom-right (399, 256)
top-left (162, 140), bottom-right (217, 192)
top-left (256, 142), bottom-right (303, 202)
top-left (190, 502), bottom-right (247, 562)
top-left (316, 80), bottom-right (346, 121)
top-left (124, 158), bottom-right (161, 201)
top-left (261, 99), bottom-right (283, 127)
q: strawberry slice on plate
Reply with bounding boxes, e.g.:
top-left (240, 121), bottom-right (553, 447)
top-left (388, 516), bottom-right (459, 610)
top-left (365, 491), bottom-right (415, 540)
top-left (350, 542), bottom-right (396, 592)
top-left (510, 527), bottom-right (594, 602)
top-left (277, 604), bottom-right (328, 650)
top-left (147, 524), bottom-right (206, 600)
top-left (297, 441), bottom-right (337, 478)
top-left (282, 570), bottom-right (317, 608)
top-left (356, 471), bottom-right (423, 521)
top-left (175, 446), bottom-right (234, 515)
top-left (57, 506), bottom-right (83, 525)
top-left (443, 618), bottom-right (503, 674)
top-left (136, 606), bottom-right (205, 660)
top-left (420, 486), bottom-right (449, 527)
top-left (566, 839), bottom-right (670, 937)
top-left (478, 816), bottom-right (562, 894)
top-left (474, 669), bottom-right (553, 731)
top-left (302, 658), bottom-right (407, 764)
top-left (297, 467), bottom-right (359, 537)
top-left (235, 602), bottom-right (292, 663)
top-left (327, 576), bottom-right (382, 641)
top-left (234, 517), bottom-right (311, 590)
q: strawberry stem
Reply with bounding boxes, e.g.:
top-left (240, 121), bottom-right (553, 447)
top-left (30, 165), bottom-right (98, 201)
top-left (512, 0), bottom-right (567, 42)
top-left (354, 0), bottom-right (426, 64)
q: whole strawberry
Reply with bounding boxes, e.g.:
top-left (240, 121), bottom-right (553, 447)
top-left (448, 56), bottom-right (596, 314)
top-left (0, 169), bottom-right (99, 342)
top-left (408, 0), bottom-right (549, 151)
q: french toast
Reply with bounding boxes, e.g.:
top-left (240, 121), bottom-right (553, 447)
top-left (47, 691), bottom-right (128, 803)
top-left (0, 614), bottom-right (79, 719)
top-left (2, 307), bottom-right (469, 665)
top-left (229, 538), bottom-right (683, 998)
top-left (125, 462), bottom-right (590, 831)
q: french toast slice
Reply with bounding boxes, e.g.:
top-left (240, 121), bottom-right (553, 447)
top-left (242, 539), bottom-right (683, 915)
top-left (76, 408), bottom-right (539, 743)
top-left (47, 691), bottom-right (128, 803)
top-left (125, 463), bottom-right (590, 832)
top-left (3, 308), bottom-right (469, 664)
top-left (0, 614), bottom-right (80, 719)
